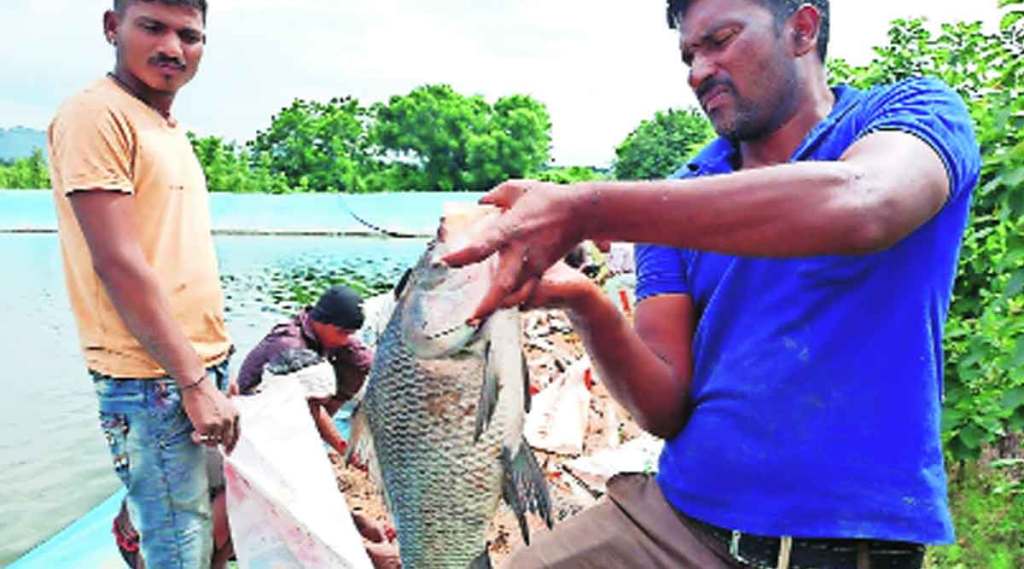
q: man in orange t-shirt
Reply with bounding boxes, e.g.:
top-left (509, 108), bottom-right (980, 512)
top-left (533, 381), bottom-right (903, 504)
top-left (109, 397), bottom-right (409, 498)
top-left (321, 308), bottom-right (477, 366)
top-left (47, 1), bottom-right (237, 566)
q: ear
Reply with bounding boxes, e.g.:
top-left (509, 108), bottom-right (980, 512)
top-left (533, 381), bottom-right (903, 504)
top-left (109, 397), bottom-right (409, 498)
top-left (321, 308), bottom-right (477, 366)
top-left (103, 10), bottom-right (120, 45)
top-left (788, 4), bottom-right (822, 59)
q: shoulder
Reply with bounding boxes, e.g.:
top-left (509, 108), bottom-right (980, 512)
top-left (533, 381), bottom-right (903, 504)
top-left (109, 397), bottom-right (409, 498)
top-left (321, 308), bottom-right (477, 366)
top-left (856, 77), bottom-right (971, 121)
top-left (53, 80), bottom-right (130, 127)
top-left (335, 336), bottom-right (374, 368)
top-left (852, 77), bottom-right (980, 196)
top-left (50, 80), bottom-right (136, 147)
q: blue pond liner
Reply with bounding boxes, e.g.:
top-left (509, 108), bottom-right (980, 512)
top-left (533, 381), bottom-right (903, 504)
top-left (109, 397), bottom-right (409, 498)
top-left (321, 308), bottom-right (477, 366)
top-left (11, 412), bottom-right (354, 567)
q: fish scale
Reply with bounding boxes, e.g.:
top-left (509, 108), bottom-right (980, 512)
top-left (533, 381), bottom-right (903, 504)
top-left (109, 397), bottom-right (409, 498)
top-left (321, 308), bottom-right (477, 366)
top-left (355, 236), bottom-right (554, 569)
top-left (363, 305), bottom-right (511, 568)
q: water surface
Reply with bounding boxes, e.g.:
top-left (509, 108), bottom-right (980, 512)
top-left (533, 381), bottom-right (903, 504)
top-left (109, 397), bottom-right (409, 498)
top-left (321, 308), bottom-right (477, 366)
top-left (0, 190), bottom-right (463, 564)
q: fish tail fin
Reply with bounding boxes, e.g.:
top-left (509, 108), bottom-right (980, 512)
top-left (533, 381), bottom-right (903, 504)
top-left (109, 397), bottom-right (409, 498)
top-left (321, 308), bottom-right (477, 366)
top-left (468, 549), bottom-right (493, 569)
top-left (501, 438), bottom-right (554, 545)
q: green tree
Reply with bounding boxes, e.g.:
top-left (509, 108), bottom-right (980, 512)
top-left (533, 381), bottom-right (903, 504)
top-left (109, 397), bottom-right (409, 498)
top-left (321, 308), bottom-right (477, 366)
top-left (373, 84), bottom-right (552, 191)
top-left (828, 4), bottom-right (1024, 462)
top-left (613, 108), bottom-right (714, 180)
top-left (0, 149), bottom-right (50, 189)
top-left (465, 95), bottom-right (553, 189)
top-left (249, 97), bottom-right (373, 193)
top-left (188, 133), bottom-right (291, 194)
top-left (535, 166), bottom-right (607, 184)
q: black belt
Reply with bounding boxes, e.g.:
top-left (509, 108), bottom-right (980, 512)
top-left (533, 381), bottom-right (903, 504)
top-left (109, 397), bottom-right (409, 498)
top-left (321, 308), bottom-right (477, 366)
top-left (682, 514), bottom-right (925, 569)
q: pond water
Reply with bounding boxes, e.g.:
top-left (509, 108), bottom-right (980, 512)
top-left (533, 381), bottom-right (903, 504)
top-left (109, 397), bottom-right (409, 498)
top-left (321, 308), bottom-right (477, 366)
top-left (0, 189), bottom-right (481, 564)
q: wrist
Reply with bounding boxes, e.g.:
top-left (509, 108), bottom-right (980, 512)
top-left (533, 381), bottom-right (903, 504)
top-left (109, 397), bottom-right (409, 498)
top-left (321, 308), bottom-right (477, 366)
top-left (563, 279), bottom-right (603, 316)
top-left (568, 182), bottom-right (602, 242)
top-left (179, 372), bottom-right (207, 392)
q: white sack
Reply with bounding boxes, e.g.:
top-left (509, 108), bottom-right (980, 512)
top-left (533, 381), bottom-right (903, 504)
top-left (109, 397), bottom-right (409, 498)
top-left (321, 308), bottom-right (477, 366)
top-left (224, 380), bottom-right (373, 569)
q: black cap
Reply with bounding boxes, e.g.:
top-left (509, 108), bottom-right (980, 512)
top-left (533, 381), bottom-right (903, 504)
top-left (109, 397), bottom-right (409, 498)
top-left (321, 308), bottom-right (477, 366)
top-left (309, 285), bottom-right (365, 330)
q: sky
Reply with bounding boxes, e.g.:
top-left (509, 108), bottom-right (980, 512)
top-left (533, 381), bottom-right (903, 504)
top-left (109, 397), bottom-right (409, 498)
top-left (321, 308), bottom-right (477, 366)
top-left (0, 1), bottom-right (1006, 166)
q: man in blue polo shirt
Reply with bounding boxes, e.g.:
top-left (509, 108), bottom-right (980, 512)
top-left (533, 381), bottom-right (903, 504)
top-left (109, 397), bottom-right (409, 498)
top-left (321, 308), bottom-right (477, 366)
top-left (444, 0), bottom-right (980, 567)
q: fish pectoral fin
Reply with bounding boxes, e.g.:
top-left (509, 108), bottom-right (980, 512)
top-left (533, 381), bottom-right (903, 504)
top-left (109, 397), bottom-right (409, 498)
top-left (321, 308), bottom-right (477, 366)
top-left (475, 341), bottom-right (501, 442)
top-left (522, 351), bottom-right (532, 413)
top-left (468, 549), bottom-right (493, 569)
top-left (501, 439), bottom-right (555, 545)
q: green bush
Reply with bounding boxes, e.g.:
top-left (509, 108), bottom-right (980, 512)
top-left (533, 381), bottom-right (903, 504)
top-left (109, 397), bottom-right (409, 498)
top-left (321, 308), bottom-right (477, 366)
top-left (613, 107), bottom-right (713, 180)
top-left (0, 149), bottom-right (50, 189)
top-left (926, 457), bottom-right (1024, 568)
top-left (535, 166), bottom-right (608, 185)
top-left (828, 3), bottom-right (1024, 460)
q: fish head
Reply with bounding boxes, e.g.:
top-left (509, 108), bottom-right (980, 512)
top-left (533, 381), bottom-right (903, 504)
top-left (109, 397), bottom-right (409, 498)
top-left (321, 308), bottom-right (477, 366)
top-left (396, 228), bottom-right (498, 359)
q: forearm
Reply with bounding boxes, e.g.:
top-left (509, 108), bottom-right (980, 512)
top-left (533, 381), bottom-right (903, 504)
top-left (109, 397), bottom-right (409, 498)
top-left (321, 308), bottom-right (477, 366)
top-left (313, 404), bottom-right (348, 454)
top-left (566, 287), bottom-right (690, 438)
top-left (577, 161), bottom-right (887, 256)
top-left (95, 253), bottom-right (206, 385)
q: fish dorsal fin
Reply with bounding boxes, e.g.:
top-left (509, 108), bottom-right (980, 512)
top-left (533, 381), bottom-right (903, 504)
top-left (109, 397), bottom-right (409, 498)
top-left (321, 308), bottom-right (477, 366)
top-left (501, 439), bottom-right (554, 545)
top-left (474, 340), bottom-right (501, 443)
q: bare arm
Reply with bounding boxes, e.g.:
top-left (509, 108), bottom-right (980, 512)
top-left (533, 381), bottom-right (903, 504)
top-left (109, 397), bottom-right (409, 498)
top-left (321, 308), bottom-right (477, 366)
top-left (518, 264), bottom-right (694, 438)
top-left (570, 291), bottom-right (695, 438)
top-left (446, 131), bottom-right (950, 319)
top-left (70, 191), bottom-right (239, 451)
top-left (579, 131), bottom-right (949, 256)
top-left (310, 400), bottom-right (349, 454)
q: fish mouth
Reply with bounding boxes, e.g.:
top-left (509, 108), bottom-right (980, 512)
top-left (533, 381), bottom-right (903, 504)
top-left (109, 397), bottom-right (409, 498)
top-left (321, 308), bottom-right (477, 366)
top-left (423, 322), bottom-right (473, 341)
top-left (403, 316), bottom-right (482, 359)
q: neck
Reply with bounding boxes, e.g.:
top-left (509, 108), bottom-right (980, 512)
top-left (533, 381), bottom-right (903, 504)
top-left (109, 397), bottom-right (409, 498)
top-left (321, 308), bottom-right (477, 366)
top-left (738, 71), bottom-right (834, 170)
top-left (109, 67), bottom-right (176, 118)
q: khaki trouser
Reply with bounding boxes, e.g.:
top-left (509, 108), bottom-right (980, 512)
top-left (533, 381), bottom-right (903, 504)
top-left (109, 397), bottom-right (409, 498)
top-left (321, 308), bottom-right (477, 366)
top-left (505, 474), bottom-right (924, 569)
top-left (505, 474), bottom-right (736, 569)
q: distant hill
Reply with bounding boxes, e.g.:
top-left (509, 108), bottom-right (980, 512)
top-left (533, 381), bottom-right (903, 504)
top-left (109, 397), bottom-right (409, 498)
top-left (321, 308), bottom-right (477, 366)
top-left (0, 127), bottom-right (46, 162)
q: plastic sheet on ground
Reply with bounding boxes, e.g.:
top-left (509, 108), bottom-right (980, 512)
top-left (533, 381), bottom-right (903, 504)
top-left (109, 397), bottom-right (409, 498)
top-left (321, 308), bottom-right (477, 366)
top-left (524, 356), bottom-right (593, 455)
top-left (564, 434), bottom-right (664, 495)
top-left (224, 379), bottom-right (373, 569)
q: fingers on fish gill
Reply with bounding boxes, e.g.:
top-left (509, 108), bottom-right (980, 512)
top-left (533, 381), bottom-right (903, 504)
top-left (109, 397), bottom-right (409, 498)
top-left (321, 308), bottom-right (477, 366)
top-left (501, 438), bottom-right (555, 546)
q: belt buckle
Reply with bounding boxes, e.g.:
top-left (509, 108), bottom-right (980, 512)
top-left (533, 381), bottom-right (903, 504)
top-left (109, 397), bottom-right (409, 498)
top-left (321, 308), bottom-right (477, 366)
top-left (729, 530), bottom-right (753, 565)
top-left (729, 530), bottom-right (793, 569)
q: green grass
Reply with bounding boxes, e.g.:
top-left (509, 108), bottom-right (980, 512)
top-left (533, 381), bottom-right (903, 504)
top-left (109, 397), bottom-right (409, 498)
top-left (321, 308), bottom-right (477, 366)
top-left (926, 456), bottom-right (1024, 568)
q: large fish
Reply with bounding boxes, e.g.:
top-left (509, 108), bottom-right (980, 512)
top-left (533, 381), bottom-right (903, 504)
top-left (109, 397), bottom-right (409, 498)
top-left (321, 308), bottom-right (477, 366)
top-left (352, 218), bottom-right (553, 569)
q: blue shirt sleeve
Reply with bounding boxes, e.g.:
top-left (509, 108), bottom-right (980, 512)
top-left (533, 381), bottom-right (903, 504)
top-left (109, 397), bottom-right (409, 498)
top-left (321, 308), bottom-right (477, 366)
top-left (635, 243), bottom-right (690, 302)
top-left (858, 77), bottom-right (981, 201)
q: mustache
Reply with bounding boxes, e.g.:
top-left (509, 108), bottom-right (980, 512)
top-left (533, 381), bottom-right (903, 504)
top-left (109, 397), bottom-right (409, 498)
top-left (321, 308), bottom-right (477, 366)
top-left (696, 77), bottom-right (735, 102)
top-left (149, 55), bottom-right (186, 70)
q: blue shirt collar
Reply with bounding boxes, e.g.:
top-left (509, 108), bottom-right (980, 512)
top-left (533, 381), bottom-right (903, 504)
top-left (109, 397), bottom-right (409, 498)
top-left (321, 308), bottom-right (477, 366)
top-left (682, 84), bottom-right (863, 176)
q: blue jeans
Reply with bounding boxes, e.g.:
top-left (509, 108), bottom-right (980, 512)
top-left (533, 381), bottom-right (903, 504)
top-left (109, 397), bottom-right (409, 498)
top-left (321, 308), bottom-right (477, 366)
top-left (93, 361), bottom-right (229, 569)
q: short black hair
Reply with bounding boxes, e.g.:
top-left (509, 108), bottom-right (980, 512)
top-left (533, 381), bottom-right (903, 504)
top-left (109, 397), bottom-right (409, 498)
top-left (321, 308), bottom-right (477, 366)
top-left (114, 0), bottom-right (208, 21)
top-left (666, 0), bottom-right (830, 62)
